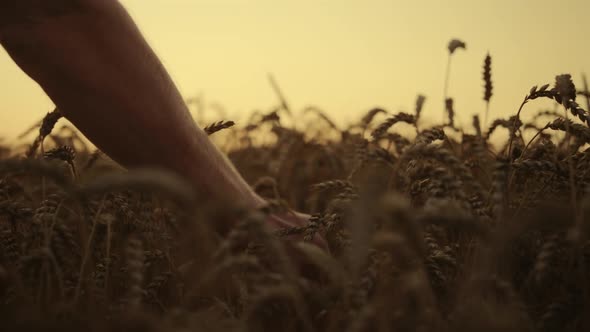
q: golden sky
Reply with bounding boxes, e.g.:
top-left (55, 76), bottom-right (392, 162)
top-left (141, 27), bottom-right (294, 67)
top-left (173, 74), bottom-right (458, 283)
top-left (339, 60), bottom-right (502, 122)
top-left (0, 0), bottom-right (588, 138)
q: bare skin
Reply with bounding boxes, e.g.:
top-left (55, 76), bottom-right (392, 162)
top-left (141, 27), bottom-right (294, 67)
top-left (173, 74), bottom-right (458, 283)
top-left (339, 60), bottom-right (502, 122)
top-left (0, 0), bottom-right (326, 249)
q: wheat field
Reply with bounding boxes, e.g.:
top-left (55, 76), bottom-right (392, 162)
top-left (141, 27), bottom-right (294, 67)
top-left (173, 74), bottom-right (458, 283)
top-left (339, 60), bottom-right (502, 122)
top-left (1, 39), bottom-right (590, 331)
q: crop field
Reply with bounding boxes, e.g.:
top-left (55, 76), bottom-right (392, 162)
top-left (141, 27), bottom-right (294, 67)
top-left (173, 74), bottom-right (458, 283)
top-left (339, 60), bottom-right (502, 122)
top-left (1, 40), bottom-right (590, 331)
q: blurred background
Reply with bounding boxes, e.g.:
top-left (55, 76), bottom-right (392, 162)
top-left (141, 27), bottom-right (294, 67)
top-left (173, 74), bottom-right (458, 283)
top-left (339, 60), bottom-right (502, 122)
top-left (0, 0), bottom-right (587, 139)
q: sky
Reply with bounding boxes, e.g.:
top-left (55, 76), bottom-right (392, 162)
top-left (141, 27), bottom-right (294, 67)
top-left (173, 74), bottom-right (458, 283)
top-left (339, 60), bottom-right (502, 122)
top-left (0, 0), bottom-right (588, 139)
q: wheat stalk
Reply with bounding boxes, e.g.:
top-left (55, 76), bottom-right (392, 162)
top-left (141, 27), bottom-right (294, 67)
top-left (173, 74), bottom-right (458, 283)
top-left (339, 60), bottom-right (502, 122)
top-left (483, 52), bottom-right (493, 126)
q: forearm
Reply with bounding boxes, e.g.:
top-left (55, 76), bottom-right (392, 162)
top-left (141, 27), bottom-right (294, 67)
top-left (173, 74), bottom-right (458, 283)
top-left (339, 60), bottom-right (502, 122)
top-left (0, 0), bottom-right (263, 209)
